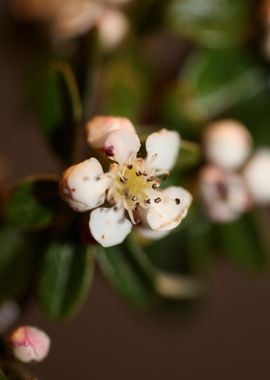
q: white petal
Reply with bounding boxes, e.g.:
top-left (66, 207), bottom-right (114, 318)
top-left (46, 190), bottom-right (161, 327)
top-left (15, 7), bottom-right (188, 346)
top-left (86, 116), bottom-right (136, 149)
top-left (89, 207), bottom-right (132, 247)
top-left (204, 119), bottom-right (252, 170)
top-left (136, 226), bottom-right (170, 241)
top-left (146, 129), bottom-right (181, 172)
top-left (146, 186), bottom-right (193, 231)
top-left (104, 129), bottom-right (141, 164)
top-left (60, 158), bottom-right (111, 212)
top-left (243, 149), bottom-right (270, 204)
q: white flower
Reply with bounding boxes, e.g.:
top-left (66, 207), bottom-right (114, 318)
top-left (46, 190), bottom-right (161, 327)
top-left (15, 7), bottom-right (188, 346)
top-left (243, 148), bottom-right (270, 205)
top-left (203, 119), bottom-right (252, 170)
top-left (199, 166), bottom-right (251, 223)
top-left (60, 117), bottom-right (193, 247)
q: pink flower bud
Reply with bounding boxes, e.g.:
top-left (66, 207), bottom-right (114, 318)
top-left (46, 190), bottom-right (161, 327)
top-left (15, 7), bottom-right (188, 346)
top-left (10, 326), bottom-right (50, 363)
top-left (243, 149), bottom-right (270, 205)
top-left (203, 119), bottom-right (252, 170)
top-left (86, 116), bottom-right (136, 149)
top-left (199, 166), bottom-right (251, 223)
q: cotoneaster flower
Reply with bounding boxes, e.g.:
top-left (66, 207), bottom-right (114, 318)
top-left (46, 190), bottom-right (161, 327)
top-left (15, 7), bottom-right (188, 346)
top-left (60, 116), bottom-right (193, 247)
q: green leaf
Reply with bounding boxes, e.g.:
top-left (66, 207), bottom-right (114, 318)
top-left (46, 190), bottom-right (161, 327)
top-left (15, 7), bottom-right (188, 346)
top-left (166, 0), bottom-right (253, 47)
top-left (4, 176), bottom-right (60, 230)
top-left (101, 48), bottom-right (151, 121)
top-left (32, 61), bottom-right (81, 164)
top-left (177, 48), bottom-right (264, 125)
top-left (0, 370), bottom-right (7, 380)
top-left (216, 214), bottom-right (266, 271)
top-left (0, 226), bottom-right (38, 303)
top-left (231, 88), bottom-right (270, 145)
top-left (38, 242), bottom-right (95, 320)
top-left (175, 140), bottom-right (202, 171)
top-left (97, 245), bottom-right (154, 308)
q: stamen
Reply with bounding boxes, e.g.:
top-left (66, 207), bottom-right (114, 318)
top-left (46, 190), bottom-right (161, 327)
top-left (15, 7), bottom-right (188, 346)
top-left (132, 196), bottom-right (138, 202)
top-left (154, 197), bottom-right (161, 203)
top-left (144, 199), bottom-right (151, 205)
top-left (127, 164), bottom-right (133, 170)
top-left (120, 176), bottom-right (127, 184)
top-left (152, 183), bottom-right (159, 190)
top-left (175, 198), bottom-right (181, 205)
top-left (136, 171), bottom-right (142, 176)
top-left (147, 176), bottom-right (155, 182)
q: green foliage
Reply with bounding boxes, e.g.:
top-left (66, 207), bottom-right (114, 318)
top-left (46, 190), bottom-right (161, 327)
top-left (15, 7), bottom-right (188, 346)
top-left (216, 214), bottom-right (266, 272)
top-left (101, 48), bottom-right (151, 121)
top-left (38, 242), bottom-right (95, 320)
top-left (0, 226), bottom-right (38, 303)
top-left (4, 177), bottom-right (60, 230)
top-left (167, 48), bottom-right (264, 127)
top-left (166, 0), bottom-right (253, 47)
top-left (97, 245), bottom-right (154, 308)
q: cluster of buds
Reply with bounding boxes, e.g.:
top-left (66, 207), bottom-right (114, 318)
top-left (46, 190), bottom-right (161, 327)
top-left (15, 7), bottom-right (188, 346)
top-left (199, 119), bottom-right (270, 223)
top-left (59, 116), bottom-right (193, 247)
top-left (9, 326), bottom-right (50, 363)
top-left (10, 0), bottom-right (131, 49)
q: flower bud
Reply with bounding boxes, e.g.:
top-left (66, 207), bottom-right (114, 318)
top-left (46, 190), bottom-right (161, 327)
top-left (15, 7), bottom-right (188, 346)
top-left (86, 116), bottom-right (136, 149)
top-left (199, 166), bottom-right (251, 223)
top-left (203, 119), bottom-right (252, 170)
top-left (97, 10), bottom-right (129, 50)
top-left (243, 149), bottom-right (270, 205)
top-left (10, 326), bottom-right (50, 363)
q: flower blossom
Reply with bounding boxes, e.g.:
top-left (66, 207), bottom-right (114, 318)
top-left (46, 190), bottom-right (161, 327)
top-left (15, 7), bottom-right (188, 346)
top-left (60, 116), bottom-right (193, 247)
top-left (11, 0), bottom-right (131, 47)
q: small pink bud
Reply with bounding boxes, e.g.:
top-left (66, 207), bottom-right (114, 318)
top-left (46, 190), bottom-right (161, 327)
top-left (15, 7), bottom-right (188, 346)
top-left (203, 119), bottom-right (252, 170)
top-left (86, 116), bottom-right (135, 149)
top-left (10, 326), bottom-right (50, 363)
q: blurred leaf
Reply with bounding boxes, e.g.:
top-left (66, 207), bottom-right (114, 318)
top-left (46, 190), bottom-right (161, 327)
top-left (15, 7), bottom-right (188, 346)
top-left (231, 88), bottom-right (270, 145)
top-left (216, 214), bottom-right (266, 271)
top-left (166, 0), bottom-right (253, 47)
top-left (97, 245), bottom-right (154, 308)
top-left (101, 49), bottom-right (151, 121)
top-left (0, 370), bottom-right (7, 380)
top-left (175, 48), bottom-right (264, 125)
top-left (0, 226), bottom-right (38, 303)
top-left (32, 61), bottom-right (81, 164)
top-left (4, 176), bottom-right (60, 230)
top-left (38, 242), bottom-right (95, 320)
top-left (175, 140), bottom-right (202, 171)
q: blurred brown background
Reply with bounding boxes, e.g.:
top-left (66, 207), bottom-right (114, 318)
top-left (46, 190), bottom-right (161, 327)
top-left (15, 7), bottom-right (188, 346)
top-left (1, 2), bottom-right (270, 379)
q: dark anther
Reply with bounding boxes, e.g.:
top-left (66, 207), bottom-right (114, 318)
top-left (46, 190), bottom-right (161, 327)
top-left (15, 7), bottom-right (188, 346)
top-left (175, 198), bottom-right (181, 205)
top-left (154, 197), bottom-right (161, 203)
top-left (147, 176), bottom-right (154, 182)
top-left (114, 206), bottom-right (118, 211)
top-left (127, 164), bottom-right (133, 169)
top-left (144, 199), bottom-right (151, 204)
top-left (132, 196), bottom-right (138, 201)
top-left (120, 176), bottom-right (127, 184)
top-left (152, 183), bottom-right (159, 190)
top-left (136, 171), bottom-right (142, 176)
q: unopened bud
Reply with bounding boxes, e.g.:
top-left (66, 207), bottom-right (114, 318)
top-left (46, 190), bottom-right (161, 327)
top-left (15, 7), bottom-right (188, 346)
top-left (243, 149), bottom-right (270, 205)
top-left (97, 10), bottom-right (129, 50)
top-left (10, 326), bottom-right (50, 363)
top-left (199, 166), bottom-right (251, 223)
top-left (86, 116), bottom-right (135, 149)
top-left (204, 119), bottom-right (252, 170)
